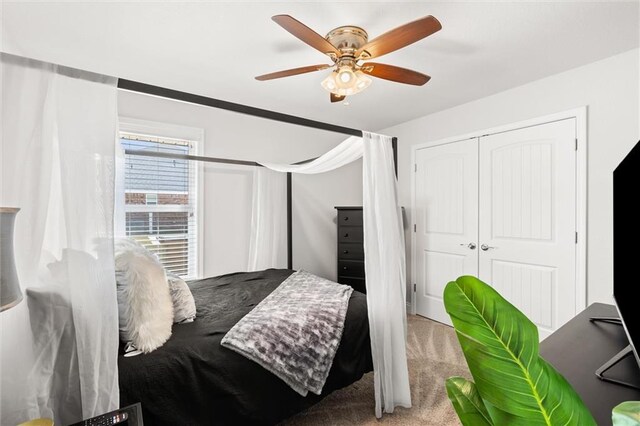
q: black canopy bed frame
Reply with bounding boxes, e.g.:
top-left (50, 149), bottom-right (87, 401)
top-left (112, 79), bottom-right (400, 424)
top-left (117, 78), bottom-right (398, 269)
top-left (112, 79), bottom-right (401, 424)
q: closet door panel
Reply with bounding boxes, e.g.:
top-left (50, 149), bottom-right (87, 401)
top-left (414, 139), bottom-right (479, 325)
top-left (478, 119), bottom-right (577, 339)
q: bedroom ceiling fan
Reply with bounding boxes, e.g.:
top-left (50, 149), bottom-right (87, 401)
top-left (255, 14), bottom-right (442, 103)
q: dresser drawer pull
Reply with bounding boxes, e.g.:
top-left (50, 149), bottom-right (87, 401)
top-left (344, 233), bottom-right (349, 238)
top-left (344, 216), bottom-right (349, 221)
top-left (343, 266), bottom-right (348, 270)
top-left (343, 250), bottom-right (349, 254)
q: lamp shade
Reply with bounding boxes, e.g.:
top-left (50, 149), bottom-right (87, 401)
top-left (1, 207), bottom-right (22, 312)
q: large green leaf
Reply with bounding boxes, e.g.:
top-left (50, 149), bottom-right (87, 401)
top-left (444, 276), bottom-right (596, 425)
top-left (613, 401), bottom-right (640, 425)
top-left (445, 376), bottom-right (493, 426)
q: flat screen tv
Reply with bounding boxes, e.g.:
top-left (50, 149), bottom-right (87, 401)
top-left (602, 139), bottom-right (640, 387)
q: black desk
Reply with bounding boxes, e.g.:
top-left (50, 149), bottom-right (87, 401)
top-left (540, 303), bottom-right (640, 425)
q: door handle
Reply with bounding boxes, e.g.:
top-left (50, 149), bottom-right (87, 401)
top-left (460, 243), bottom-right (476, 250)
top-left (480, 244), bottom-right (497, 251)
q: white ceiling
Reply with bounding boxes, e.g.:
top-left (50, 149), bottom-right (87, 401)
top-left (2, 1), bottom-right (638, 130)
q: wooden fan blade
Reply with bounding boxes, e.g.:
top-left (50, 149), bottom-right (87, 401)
top-left (330, 93), bottom-right (346, 103)
top-left (356, 15), bottom-right (442, 59)
top-left (272, 15), bottom-right (340, 57)
top-left (255, 64), bottom-right (331, 81)
top-left (360, 62), bottom-right (431, 86)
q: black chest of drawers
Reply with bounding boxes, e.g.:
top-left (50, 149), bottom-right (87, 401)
top-left (335, 206), bottom-right (366, 294)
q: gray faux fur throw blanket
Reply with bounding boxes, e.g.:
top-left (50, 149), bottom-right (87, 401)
top-left (221, 270), bottom-right (353, 396)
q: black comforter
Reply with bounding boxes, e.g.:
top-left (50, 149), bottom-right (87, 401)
top-left (118, 269), bottom-right (372, 425)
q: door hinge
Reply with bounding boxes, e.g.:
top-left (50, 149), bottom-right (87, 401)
top-left (413, 224), bottom-right (416, 232)
top-left (414, 283), bottom-right (417, 292)
top-left (414, 163), bottom-right (417, 172)
top-left (575, 138), bottom-right (578, 151)
top-left (575, 232), bottom-right (578, 244)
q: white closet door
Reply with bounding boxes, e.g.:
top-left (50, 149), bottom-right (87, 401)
top-left (478, 119), bottom-right (576, 339)
top-left (414, 139), bottom-right (479, 325)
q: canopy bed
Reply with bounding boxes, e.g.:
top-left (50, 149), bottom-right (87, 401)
top-left (1, 52), bottom-right (409, 425)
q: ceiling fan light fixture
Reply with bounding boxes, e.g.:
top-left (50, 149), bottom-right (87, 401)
top-left (321, 69), bottom-right (372, 97)
top-left (337, 67), bottom-right (355, 85)
top-left (354, 71), bottom-right (372, 91)
top-left (321, 73), bottom-right (338, 92)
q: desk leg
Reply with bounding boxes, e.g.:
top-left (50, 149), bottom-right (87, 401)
top-left (596, 345), bottom-right (640, 389)
top-left (589, 317), bottom-right (622, 325)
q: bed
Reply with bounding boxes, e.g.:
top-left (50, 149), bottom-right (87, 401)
top-left (118, 268), bottom-right (373, 425)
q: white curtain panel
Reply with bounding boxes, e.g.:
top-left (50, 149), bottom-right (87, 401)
top-left (247, 167), bottom-right (287, 271)
top-left (256, 131), bottom-right (410, 416)
top-left (260, 134), bottom-right (363, 174)
top-left (362, 132), bottom-right (410, 415)
top-left (0, 54), bottom-right (119, 425)
top-left (114, 141), bottom-right (127, 238)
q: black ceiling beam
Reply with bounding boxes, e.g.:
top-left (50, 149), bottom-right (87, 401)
top-left (117, 79), bottom-right (363, 138)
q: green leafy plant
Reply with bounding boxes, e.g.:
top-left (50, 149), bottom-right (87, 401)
top-left (613, 402), bottom-right (640, 425)
top-left (443, 275), bottom-right (596, 425)
top-left (445, 377), bottom-right (492, 425)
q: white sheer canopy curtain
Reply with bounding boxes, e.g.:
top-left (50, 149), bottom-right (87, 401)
top-left (361, 132), bottom-right (410, 415)
top-left (247, 167), bottom-right (287, 271)
top-left (0, 54), bottom-right (119, 425)
top-left (254, 131), bottom-right (411, 416)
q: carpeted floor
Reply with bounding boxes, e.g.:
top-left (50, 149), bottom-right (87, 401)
top-left (282, 315), bottom-right (470, 426)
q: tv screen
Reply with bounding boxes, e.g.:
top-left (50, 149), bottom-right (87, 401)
top-left (613, 139), bottom-right (640, 368)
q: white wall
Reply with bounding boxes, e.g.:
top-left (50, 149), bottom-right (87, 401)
top-left (201, 164), bottom-right (254, 277)
top-left (118, 91), bottom-right (362, 280)
top-left (381, 48), bottom-right (640, 306)
top-left (292, 162), bottom-right (363, 280)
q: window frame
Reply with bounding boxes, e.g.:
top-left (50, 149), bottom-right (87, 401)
top-left (118, 117), bottom-right (204, 280)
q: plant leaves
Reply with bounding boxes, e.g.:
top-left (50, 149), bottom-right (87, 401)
top-left (444, 276), bottom-right (596, 425)
top-left (445, 376), bottom-right (493, 426)
top-left (613, 401), bottom-right (640, 425)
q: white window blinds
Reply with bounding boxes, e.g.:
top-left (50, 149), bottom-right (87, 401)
top-left (120, 133), bottom-right (199, 279)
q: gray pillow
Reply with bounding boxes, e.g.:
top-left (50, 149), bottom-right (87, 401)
top-left (167, 273), bottom-right (196, 323)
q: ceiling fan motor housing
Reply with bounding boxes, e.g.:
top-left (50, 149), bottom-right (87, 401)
top-left (325, 26), bottom-right (369, 59)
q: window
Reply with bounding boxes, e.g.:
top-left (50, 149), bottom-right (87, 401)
top-left (119, 132), bottom-right (199, 279)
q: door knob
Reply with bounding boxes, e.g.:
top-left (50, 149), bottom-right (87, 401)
top-left (460, 243), bottom-right (476, 250)
top-left (480, 244), bottom-right (496, 251)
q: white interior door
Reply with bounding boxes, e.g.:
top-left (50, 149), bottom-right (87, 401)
top-left (478, 119), bottom-right (577, 339)
top-left (414, 139), bottom-right (479, 325)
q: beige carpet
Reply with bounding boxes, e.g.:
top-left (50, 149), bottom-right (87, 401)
top-left (282, 315), bottom-right (470, 426)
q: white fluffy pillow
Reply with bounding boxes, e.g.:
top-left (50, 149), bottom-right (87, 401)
top-left (115, 239), bottom-right (173, 353)
top-left (167, 273), bottom-right (197, 323)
